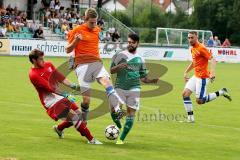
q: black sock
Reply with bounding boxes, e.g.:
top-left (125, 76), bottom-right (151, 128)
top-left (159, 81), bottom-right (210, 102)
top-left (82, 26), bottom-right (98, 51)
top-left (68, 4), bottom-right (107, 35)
top-left (188, 111), bottom-right (193, 115)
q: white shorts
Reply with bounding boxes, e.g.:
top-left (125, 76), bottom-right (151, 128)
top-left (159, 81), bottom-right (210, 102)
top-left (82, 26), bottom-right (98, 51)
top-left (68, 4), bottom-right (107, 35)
top-left (115, 88), bottom-right (140, 110)
top-left (75, 62), bottom-right (110, 93)
top-left (184, 76), bottom-right (210, 99)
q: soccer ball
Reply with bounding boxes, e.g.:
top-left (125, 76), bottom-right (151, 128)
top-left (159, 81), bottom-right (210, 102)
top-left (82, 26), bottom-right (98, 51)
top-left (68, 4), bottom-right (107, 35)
top-left (105, 125), bottom-right (120, 140)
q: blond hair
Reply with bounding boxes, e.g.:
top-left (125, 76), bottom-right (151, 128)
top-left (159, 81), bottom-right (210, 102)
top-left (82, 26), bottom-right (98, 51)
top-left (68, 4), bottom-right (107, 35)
top-left (85, 8), bottom-right (98, 20)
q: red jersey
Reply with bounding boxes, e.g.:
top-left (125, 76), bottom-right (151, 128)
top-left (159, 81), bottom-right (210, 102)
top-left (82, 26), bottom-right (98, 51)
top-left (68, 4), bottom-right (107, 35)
top-left (29, 61), bottom-right (66, 110)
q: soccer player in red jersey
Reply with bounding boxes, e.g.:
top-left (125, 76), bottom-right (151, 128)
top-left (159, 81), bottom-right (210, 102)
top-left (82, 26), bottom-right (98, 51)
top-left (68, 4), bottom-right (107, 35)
top-left (28, 49), bottom-right (102, 144)
top-left (182, 31), bottom-right (232, 123)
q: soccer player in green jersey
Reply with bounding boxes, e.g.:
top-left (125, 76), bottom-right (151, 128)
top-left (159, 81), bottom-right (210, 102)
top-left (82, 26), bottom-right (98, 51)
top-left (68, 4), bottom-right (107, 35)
top-left (110, 33), bottom-right (159, 144)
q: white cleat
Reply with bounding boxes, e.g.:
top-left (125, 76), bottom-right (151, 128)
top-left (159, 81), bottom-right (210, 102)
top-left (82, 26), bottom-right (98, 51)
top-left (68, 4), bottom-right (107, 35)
top-left (222, 88), bottom-right (232, 101)
top-left (53, 125), bottom-right (64, 139)
top-left (88, 138), bottom-right (103, 145)
top-left (187, 115), bottom-right (195, 123)
top-left (179, 116), bottom-right (195, 123)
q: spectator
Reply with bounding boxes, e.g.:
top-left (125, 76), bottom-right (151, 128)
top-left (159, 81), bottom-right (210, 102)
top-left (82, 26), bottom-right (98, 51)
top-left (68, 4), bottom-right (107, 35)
top-left (213, 36), bottom-right (221, 46)
top-left (29, 20), bottom-right (38, 33)
top-left (6, 4), bottom-right (13, 13)
top-left (99, 31), bottom-right (105, 41)
top-left (97, 18), bottom-right (104, 29)
top-left (54, 0), bottom-right (61, 12)
top-left (49, 0), bottom-right (55, 9)
top-left (109, 27), bottom-right (115, 34)
top-left (207, 36), bottom-right (214, 47)
top-left (222, 38), bottom-right (231, 47)
top-left (61, 20), bottom-right (68, 32)
top-left (112, 29), bottom-right (120, 42)
top-left (0, 24), bottom-right (7, 37)
top-left (52, 14), bottom-right (60, 29)
top-left (33, 26), bottom-right (44, 39)
top-left (6, 21), bottom-right (14, 32)
top-left (104, 31), bottom-right (111, 42)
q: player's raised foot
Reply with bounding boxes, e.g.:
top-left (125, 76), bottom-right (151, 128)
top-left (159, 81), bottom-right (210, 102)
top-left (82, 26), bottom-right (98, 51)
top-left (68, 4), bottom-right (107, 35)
top-left (222, 88), bottom-right (232, 101)
top-left (53, 125), bottom-right (64, 139)
top-left (116, 109), bottom-right (126, 119)
top-left (88, 138), bottom-right (103, 145)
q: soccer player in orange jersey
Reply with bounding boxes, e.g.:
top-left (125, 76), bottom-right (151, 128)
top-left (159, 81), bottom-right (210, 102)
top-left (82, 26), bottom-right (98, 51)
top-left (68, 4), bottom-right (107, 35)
top-left (182, 31), bottom-right (232, 123)
top-left (65, 8), bottom-right (124, 122)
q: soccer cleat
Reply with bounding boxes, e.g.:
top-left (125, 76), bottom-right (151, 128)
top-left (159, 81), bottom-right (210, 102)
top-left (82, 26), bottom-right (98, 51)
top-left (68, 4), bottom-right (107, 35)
top-left (116, 138), bottom-right (124, 144)
top-left (53, 125), bottom-right (64, 139)
top-left (179, 119), bottom-right (195, 123)
top-left (186, 119), bottom-right (195, 123)
top-left (116, 109), bottom-right (126, 119)
top-left (222, 88), bottom-right (232, 101)
top-left (179, 116), bottom-right (195, 123)
top-left (88, 138), bottom-right (103, 145)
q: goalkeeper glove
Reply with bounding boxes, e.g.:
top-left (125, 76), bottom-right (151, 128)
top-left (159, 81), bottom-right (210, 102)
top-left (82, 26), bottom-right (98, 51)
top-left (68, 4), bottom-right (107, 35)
top-left (70, 83), bottom-right (80, 91)
top-left (62, 93), bottom-right (76, 103)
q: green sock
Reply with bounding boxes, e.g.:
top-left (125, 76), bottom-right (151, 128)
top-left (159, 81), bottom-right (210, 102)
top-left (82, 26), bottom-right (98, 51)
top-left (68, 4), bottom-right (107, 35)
top-left (120, 116), bottom-right (134, 141)
top-left (111, 112), bottom-right (122, 129)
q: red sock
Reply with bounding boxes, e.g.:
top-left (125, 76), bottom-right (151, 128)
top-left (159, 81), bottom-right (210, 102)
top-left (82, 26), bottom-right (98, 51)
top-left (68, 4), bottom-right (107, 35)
top-left (75, 121), bottom-right (93, 141)
top-left (57, 121), bottom-right (73, 131)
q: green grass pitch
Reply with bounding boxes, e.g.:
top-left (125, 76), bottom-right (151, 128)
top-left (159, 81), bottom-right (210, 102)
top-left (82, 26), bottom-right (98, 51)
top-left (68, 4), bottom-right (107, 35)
top-left (0, 56), bottom-right (239, 160)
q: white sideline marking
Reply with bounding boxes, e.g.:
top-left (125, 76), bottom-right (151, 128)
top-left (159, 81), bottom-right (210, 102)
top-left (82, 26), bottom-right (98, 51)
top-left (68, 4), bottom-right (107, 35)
top-left (199, 123), bottom-right (240, 132)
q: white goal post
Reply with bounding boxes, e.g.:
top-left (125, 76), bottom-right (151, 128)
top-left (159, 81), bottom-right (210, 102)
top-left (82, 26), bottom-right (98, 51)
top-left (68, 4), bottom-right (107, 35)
top-left (156, 27), bottom-right (213, 46)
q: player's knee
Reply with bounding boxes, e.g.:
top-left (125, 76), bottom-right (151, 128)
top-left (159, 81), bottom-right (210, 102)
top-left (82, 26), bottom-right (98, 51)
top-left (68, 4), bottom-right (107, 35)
top-left (127, 107), bottom-right (136, 116)
top-left (182, 89), bottom-right (192, 98)
top-left (98, 77), bottom-right (111, 87)
top-left (196, 99), bottom-right (204, 105)
top-left (82, 97), bottom-right (90, 106)
top-left (182, 91), bottom-right (189, 98)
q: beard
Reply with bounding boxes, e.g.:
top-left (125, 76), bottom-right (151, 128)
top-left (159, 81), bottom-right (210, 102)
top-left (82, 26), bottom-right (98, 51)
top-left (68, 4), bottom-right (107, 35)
top-left (127, 45), bottom-right (137, 53)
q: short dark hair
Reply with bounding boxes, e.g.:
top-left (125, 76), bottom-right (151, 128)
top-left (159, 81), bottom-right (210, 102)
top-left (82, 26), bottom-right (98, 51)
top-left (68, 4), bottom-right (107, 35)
top-left (188, 31), bottom-right (198, 36)
top-left (29, 49), bottom-right (44, 64)
top-left (128, 33), bottom-right (139, 42)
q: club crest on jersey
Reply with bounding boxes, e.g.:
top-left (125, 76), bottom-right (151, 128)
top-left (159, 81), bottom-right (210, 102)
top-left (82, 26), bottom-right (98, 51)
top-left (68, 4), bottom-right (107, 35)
top-left (48, 67), bottom-right (53, 72)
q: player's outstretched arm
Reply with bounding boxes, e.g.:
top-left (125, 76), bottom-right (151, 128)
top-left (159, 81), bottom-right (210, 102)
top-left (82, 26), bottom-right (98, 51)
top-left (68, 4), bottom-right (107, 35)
top-left (110, 63), bottom-right (128, 74)
top-left (65, 34), bottom-right (82, 53)
top-left (62, 79), bottom-right (80, 91)
top-left (183, 62), bottom-right (194, 82)
top-left (209, 57), bottom-right (217, 81)
top-left (140, 77), bottom-right (159, 84)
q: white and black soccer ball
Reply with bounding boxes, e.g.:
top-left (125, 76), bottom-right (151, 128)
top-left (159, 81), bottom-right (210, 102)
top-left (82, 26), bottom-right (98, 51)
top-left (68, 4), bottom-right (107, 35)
top-left (105, 125), bottom-right (120, 140)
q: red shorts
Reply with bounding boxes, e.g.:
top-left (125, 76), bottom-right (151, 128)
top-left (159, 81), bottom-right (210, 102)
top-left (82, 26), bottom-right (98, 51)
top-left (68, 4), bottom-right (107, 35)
top-left (47, 98), bottom-right (79, 121)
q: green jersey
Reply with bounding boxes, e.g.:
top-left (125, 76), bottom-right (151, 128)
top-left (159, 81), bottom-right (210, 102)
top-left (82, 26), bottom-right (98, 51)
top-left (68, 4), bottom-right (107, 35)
top-left (110, 51), bottom-right (147, 90)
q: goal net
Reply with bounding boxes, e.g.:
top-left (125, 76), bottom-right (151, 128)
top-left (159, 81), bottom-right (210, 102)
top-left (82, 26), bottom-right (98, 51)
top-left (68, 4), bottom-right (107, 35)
top-left (156, 27), bottom-right (213, 47)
